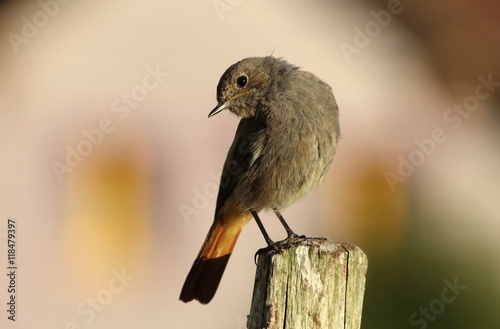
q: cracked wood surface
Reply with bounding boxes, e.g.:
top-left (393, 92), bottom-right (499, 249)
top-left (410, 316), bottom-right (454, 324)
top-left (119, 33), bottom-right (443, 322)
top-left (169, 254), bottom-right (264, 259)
top-left (247, 239), bottom-right (368, 329)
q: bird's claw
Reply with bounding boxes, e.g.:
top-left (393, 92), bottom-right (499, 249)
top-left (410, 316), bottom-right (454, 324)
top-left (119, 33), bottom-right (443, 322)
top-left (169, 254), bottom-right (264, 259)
top-left (254, 243), bottom-right (282, 264)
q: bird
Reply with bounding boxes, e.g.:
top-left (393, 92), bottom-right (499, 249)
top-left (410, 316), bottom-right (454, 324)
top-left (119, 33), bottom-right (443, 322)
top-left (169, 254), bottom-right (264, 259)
top-left (180, 56), bottom-right (340, 304)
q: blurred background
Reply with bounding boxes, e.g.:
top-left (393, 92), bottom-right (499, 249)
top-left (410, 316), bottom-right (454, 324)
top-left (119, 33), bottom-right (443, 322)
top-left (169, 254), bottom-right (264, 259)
top-left (0, 0), bottom-right (499, 328)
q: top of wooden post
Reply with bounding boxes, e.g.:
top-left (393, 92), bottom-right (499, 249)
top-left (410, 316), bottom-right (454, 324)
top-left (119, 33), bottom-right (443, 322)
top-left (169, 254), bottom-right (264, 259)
top-left (247, 238), bottom-right (368, 329)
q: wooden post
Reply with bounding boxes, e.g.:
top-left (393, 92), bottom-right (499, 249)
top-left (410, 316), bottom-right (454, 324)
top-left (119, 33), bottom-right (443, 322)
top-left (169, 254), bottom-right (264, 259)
top-left (247, 238), bottom-right (368, 329)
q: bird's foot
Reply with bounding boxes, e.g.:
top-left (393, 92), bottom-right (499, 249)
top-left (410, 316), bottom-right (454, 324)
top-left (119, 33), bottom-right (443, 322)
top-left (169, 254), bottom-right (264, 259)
top-left (253, 236), bottom-right (327, 264)
top-left (277, 233), bottom-right (307, 245)
top-left (254, 242), bottom-right (282, 264)
top-left (287, 233), bottom-right (306, 240)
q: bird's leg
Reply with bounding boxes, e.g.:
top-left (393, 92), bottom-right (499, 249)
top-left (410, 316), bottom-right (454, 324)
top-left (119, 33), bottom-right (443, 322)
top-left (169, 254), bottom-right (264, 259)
top-left (251, 210), bottom-right (280, 261)
top-left (273, 209), bottom-right (305, 239)
top-left (251, 210), bottom-right (275, 246)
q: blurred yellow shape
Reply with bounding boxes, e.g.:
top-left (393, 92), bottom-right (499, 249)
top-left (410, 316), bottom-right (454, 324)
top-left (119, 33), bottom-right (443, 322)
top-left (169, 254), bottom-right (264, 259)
top-left (62, 139), bottom-right (151, 291)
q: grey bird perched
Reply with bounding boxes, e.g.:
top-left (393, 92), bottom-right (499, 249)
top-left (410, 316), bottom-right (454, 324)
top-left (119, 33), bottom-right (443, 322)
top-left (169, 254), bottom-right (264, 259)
top-left (180, 56), bottom-right (340, 304)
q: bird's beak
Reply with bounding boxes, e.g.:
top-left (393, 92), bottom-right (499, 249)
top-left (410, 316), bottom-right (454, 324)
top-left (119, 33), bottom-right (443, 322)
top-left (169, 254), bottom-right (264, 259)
top-left (208, 100), bottom-right (230, 118)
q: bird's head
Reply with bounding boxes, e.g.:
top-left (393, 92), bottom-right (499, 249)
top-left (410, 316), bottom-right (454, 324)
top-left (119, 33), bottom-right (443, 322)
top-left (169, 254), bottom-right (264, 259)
top-left (209, 57), bottom-right (295, 118)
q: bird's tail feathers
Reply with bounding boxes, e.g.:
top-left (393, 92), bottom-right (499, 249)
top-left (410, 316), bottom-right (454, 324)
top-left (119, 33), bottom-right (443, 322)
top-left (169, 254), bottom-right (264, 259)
top-left (180, 210), bottom-right (252, 304)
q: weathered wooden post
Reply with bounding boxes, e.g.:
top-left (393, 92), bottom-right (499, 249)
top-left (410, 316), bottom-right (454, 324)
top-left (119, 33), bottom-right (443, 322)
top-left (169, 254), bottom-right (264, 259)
top-left (247, 238), bottom-right (368, 329)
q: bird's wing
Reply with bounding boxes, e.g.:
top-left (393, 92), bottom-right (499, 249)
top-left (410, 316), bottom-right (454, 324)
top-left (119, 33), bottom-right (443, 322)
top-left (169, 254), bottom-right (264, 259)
top-left (214, 117), bottom-right (267, 214)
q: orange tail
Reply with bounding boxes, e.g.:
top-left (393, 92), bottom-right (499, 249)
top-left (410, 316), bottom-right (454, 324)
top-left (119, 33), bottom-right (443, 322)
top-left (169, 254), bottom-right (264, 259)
top-left (180, 211), bottom-right (252, 304)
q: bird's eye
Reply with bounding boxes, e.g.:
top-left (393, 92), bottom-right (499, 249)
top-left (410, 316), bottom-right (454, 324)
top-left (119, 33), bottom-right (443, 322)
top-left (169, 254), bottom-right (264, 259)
top-left (236, 75), bottom-right (248, 87)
